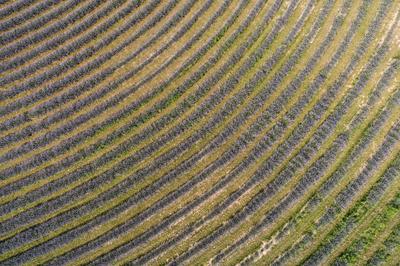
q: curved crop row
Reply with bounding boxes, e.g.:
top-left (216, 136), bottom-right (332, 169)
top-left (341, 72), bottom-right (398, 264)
top-left (164, 1), bottom-right (392, 262)
top-left (0, 0), bottom-right (282, 251)
top-left (2, 0), bottom-right (399, 264)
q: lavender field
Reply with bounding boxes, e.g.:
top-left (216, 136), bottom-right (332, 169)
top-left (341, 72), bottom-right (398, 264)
top-left (0, 0), bottom-right (399, 265)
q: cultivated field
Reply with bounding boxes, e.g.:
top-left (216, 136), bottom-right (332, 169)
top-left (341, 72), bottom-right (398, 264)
top-left (0, 0), bottom-right (399, 265)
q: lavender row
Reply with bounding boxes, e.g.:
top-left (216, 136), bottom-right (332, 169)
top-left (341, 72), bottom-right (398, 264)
top-left (0, 0), bottom-right (161, 105)
top-left (221, 54), bottom-right (400, 264)
top-left (43, 1), bottom-right (329, 264)
top-left (367, 222), bottom-right (400, 265)
top-left (0, 0), bottom-right (149, 85)
top-left (0, 0), bottom-right (280, 252)
top-left (316, 71), bottom-right (400, 204)
top-left (127, 1), bottom-right (361, 264)
top-left (0, 0), bottom-right (36, 18)
top-left (0, 0), bottom-right (170, 136)
top-left (256, 93), bottom-right (400, 266)
top-left (0, 0), bottom-right (300, 262)
top-left (87, 1), bottom-right (372, 262)
top-left (0, 0), bottom-right (57, 32)
top-left (265, 75), bottom-right (400, 266)
top-left (334, 124), bottom-right (400, 210)
top-left (167, 1), bottom-right (393, 263)
top-left (0, 0), bottom-right (103, 60)
top-left (0, 0), bottom-right (260, 218)
top-left (0, 0), bottom-right (230, 219)
top-left (0, 0), bottom-right (80, 44)
top-left (0, 0), bottom-right (205, 164)
top-left (304, 147), bottom-right (400, 265)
